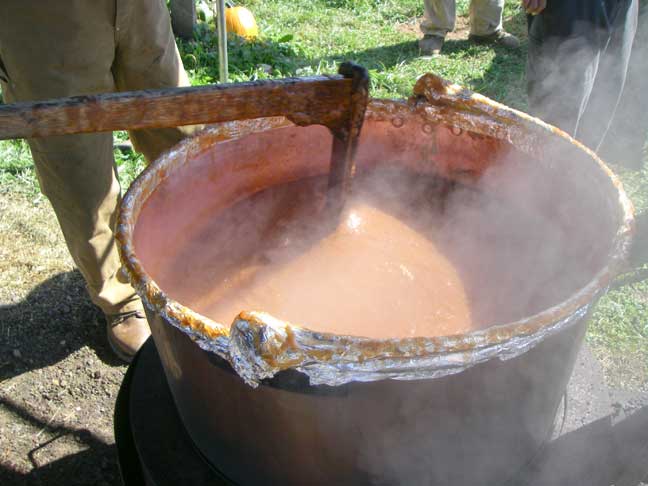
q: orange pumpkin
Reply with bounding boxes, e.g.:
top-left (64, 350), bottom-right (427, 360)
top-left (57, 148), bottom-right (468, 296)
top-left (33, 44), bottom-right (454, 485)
top-left (225, 6), bottom-right (259, 39)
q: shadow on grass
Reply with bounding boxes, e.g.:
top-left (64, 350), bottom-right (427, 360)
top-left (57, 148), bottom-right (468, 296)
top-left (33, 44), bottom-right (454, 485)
top-left (182, 35), bottom-right (425, 81)
top-left (180, 9), bottom-right (527, 91)
top-left (327, 10), bottom-right (529, 102)
top-left (0, 270), bottom-right (124, 383)
top-left (323, 40), bottom-right (420, 71)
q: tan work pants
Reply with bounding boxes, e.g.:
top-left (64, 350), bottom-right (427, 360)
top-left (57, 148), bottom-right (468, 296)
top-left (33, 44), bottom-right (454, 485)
top-left (421, 0), bottom-right (504, 37)
top-left (0, 0), bottom-right (197, 315)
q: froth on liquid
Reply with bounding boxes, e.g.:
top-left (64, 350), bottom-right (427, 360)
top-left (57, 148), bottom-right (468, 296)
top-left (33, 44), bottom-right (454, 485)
top-left (205, 202), bottom-right (472, 338)
top-left (166, 173), bottom-right (476, 339)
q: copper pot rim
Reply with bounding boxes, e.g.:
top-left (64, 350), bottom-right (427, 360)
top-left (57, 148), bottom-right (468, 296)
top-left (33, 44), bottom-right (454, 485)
top-left (115, 94), bottom-right (634, 384)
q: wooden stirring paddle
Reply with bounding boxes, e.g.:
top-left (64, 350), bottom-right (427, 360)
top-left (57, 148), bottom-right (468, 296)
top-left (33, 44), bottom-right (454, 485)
top-left (0, 62), bottom-right (369, 213)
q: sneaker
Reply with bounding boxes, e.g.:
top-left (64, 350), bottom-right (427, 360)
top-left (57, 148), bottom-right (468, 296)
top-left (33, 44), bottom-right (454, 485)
top-left (419, 35), bottom-right (445, 57)
top-left (106, 310), bottom-right (151, 362)
top-left (469, 30), bottom-right (520, 49)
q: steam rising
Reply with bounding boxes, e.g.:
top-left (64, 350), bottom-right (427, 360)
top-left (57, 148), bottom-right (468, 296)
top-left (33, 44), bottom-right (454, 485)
top-left (527, 0), bottom-right (644, 161)
top-left (129, 48), bottom-right (640, 481)
top-left (125, 9), bottom-right (646, 483)
top-left (149, 151), bottom-right (613, 341)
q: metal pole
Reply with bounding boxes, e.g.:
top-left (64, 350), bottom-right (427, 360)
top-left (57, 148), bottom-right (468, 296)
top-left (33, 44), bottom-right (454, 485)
top-left (216, 0), bottom-right (229, 83)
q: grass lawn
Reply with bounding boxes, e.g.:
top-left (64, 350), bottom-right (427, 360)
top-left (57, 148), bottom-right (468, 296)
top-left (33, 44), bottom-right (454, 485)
top-left (1, 0), bottom-right (646, 388)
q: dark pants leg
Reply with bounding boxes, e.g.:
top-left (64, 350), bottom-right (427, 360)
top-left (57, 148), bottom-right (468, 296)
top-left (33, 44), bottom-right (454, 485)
top-left (599, 0), bottom-right (648, 168)
top-left (526, 0), bottom-right (638, 152)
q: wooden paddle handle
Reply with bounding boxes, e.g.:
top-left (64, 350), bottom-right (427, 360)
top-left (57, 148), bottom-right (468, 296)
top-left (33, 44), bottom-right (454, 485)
top-left (0, 75), bottom-right (355, 140)
top-left (0, 63), bottom-right (370, 217)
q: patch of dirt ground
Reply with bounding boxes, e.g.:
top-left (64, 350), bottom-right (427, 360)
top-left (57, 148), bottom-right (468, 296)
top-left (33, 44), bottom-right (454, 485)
top-left (396, 15), bottom-right (470, 40)
top-left (1, 191), bottom-right (126, 486)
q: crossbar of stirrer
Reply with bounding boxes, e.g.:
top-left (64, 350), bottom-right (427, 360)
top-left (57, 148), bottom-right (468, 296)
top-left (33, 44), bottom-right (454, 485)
top-left (0, 63), bottom-right (369, 211)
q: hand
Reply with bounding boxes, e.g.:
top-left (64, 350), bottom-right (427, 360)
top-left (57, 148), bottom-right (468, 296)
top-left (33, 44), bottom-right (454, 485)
top-left (522, 0), bottom-right (546, 15)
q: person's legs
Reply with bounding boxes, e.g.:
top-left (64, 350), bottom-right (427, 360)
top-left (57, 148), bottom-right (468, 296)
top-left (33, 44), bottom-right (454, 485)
top-left (420, 0), bottom-right (455, 55)
top-left (469, 0), bottom-right (503, 36)
top-left (468, 0), bottom-right (519, 48)
top-left (576, 0), bottom-right (638, 153)
top-left (420, 0), bottom-right (456, 38)
top-left (526, 0), bottom-right (638, 152)
top-left (113, 0), bottom-right (200, 163)
top-left (27, 136), bottom-right (140, 316)
top-left (0, 1), bottom-right (148, 360)
top-left (599, 0), bottom-right (647, 168)
top-left (0, 1), bottom-right (141, 315)
top-left (526, 15), bottom-right (600, 136)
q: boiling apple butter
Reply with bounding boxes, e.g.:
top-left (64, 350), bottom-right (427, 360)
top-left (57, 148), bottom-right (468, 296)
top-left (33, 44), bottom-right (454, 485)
top-left (151, 168), bottom-right (579, 339)
top-left (206, 201), bottom-right (472, 338)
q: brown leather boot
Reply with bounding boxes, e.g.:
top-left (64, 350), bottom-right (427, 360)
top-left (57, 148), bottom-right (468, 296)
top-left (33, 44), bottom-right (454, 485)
top-left (106, 310), bottom-right (151, 362)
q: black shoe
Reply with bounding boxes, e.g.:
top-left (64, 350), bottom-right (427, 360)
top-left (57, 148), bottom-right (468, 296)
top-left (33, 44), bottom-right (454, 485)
top-left (469, 30), bottom-right (520, 49)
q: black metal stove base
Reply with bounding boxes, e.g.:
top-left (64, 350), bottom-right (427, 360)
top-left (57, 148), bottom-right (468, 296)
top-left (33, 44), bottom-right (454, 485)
top-left (115, 339), bottom-right (236, 485)
top-left (115, 339), bottom-right (648, 486)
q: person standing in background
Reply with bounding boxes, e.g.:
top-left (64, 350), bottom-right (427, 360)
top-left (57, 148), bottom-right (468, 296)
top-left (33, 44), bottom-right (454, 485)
top-left (420, 0), bottom-right (520, 56)
top-left (524, 0), bottom-right (639, 155)
top-left (0, 0), bottom-right (199, 361)
top-left (599, 0), bottom-right (648, 169)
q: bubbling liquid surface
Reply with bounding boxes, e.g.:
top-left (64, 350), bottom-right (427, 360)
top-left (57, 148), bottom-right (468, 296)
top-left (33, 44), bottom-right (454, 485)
top-left (151, 168), bottom-right (577, 339)
top-left (203, 200), bottom-right (473, 338)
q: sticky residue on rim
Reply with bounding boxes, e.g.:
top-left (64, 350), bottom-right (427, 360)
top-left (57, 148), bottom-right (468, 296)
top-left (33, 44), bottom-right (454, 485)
top-left (116, 80), bottom-right (634, 388)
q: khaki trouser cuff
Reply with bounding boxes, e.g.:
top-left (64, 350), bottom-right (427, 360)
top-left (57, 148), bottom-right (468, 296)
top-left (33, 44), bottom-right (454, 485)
top-left (421, 0), bottom-right (504, 37)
